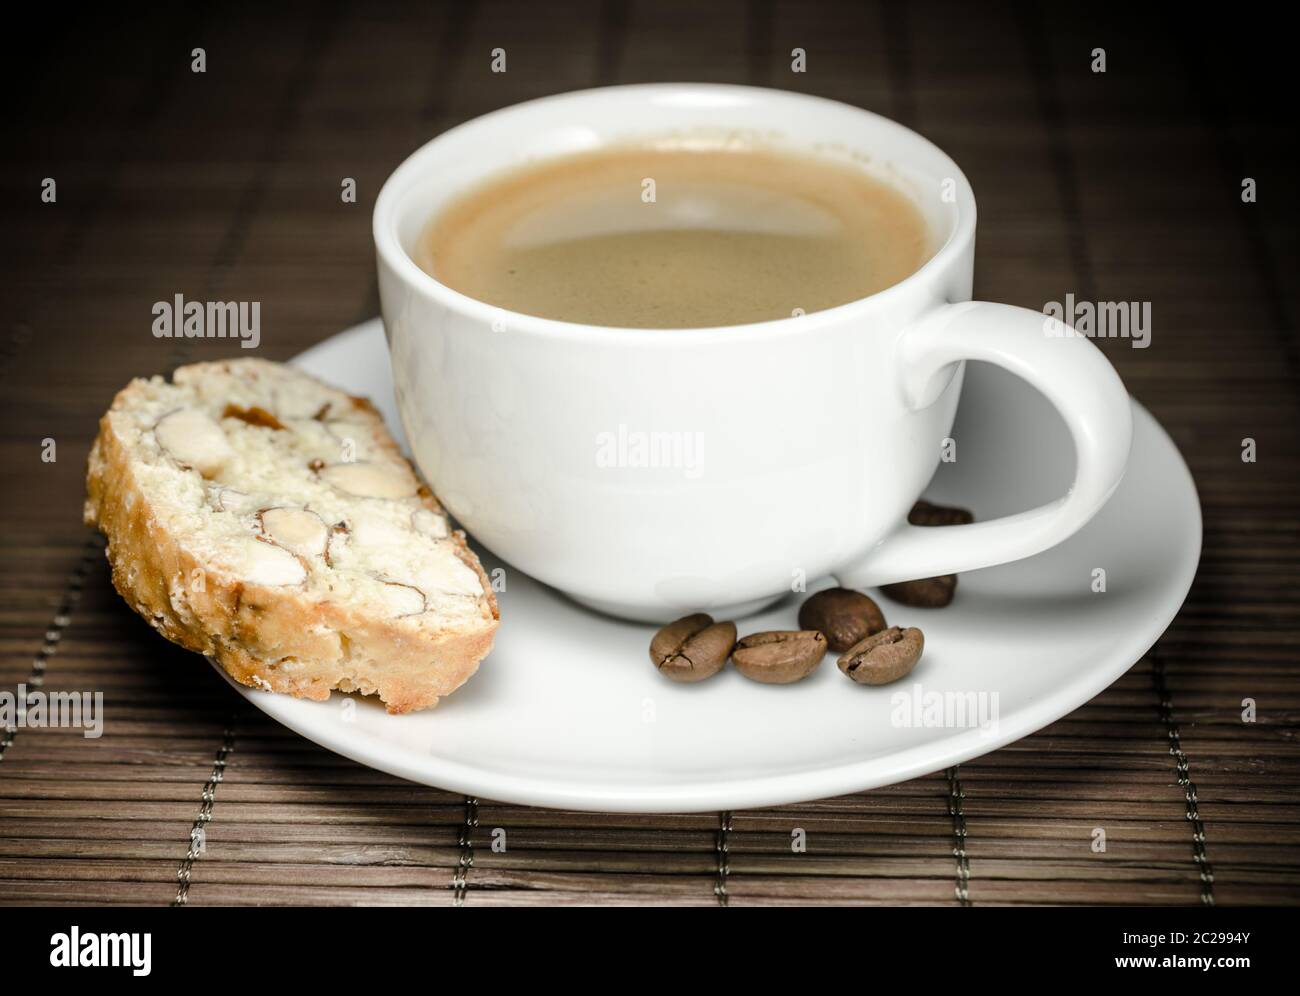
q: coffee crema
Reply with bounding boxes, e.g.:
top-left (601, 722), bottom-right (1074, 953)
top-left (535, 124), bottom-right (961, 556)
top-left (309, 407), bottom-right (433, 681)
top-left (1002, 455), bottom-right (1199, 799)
top-left (414, 144), bottom-right (933, 329)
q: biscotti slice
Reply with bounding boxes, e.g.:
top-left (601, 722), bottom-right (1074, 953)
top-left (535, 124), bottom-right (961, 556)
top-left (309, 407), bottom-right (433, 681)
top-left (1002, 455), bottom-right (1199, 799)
top-left (84, 358), bottom-right (499, 714)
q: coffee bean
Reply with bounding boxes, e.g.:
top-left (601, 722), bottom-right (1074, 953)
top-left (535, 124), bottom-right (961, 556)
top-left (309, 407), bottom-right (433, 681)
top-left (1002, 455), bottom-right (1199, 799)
top-left (838, 626), bottom-right (924, 685)
top-left (798, 587), bottom-right (886, 652)
top-left (731, 630), bottom-right (827, 684)
top-left (649, 613), bottom-right (736, 683)
top-left (880, 575), bottom-right (957, 608)
top-left (908, 500), bottom-right (974, 527)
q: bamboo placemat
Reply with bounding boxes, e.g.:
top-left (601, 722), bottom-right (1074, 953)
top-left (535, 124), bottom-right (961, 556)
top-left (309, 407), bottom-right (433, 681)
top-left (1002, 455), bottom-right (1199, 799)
top-left (1, 0), bottom-right (1296, 906)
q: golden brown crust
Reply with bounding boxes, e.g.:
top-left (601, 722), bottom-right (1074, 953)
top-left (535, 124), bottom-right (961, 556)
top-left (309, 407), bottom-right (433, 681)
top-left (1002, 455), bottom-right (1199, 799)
top-left (84, 363), bottom-right (499, 714)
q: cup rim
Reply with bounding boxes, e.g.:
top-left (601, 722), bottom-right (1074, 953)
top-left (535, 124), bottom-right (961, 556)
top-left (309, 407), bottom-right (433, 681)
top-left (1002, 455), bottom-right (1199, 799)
top-left (373, 82), bottom-right (977, 344)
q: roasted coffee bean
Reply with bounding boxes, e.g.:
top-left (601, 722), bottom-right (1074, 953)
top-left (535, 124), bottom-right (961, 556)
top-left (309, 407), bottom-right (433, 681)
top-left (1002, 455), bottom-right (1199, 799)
top-left (649, 613), bottom-right (736, 683)
top-left (880, 575), bottom-right (957, 608)
top-left (798, 587), bottom-right (886, 652)
top-left (838, 626), bottom-right (924, 685)
top-left (731, 630), bottom-right (827, 684)
top-left (908, 500), bottom-right (974, 527)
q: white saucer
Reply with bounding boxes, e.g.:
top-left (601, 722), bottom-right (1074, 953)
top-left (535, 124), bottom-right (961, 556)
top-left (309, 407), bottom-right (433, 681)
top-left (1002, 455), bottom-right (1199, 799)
top-left (214, 319), bottom-right (1201, 813)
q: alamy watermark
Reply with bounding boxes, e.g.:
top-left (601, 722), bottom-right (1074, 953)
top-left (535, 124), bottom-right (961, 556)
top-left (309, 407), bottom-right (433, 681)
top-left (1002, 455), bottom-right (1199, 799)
top-left (0, 685), bottom-right (103, 738)
top-left (595, 425), bottom-right (705, 479)
top-left (50, 927), bottom-right (150, 975)
top-left (890, 682), bottom-right (1000, 737)
top-left (152, 293), bottom-right (260, 349)
top-left (1043, 293), bottom-right (1151, 348)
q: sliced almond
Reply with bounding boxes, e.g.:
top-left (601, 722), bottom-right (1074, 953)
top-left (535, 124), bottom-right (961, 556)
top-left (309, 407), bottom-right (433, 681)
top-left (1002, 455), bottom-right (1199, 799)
top-left (412, 508), bottom-right (449, 540)
top-left (415, 550), bottom-right (483, 597)
top-left (324, 521), bottom-right (347, 568)
top-left (226, 536), bottom-right (307, 586)
top-left (348, 509), bottom-right (409, 547)
top-left (319, 461), bottom-right (419, 499)
top-left (375, 578), bottom-right (427, 617)
top-left (155, 408), bottom-right (235, 479)
top-left (257, 507), bottom-right (328, 559)
top-left (210, 486), bottom-right (257, 515)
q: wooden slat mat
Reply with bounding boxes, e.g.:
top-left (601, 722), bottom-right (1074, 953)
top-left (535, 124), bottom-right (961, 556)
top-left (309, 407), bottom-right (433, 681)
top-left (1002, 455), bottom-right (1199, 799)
top-left (1, 1), bottom-right (1296, 906)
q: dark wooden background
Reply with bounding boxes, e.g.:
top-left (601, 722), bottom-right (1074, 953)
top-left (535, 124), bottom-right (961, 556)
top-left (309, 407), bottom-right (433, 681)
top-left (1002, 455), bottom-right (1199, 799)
top-left (1, 0), bottom-right (1297, 905)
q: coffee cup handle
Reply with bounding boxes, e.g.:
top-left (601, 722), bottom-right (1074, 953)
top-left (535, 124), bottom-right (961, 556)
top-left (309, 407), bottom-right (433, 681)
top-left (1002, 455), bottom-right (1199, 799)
top-left (836, 300), bottom-right (1133, 588)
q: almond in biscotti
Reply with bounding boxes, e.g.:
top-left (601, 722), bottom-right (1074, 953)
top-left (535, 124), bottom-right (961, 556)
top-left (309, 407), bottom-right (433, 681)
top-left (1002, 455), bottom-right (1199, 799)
top-left (257, 506), bottom-right (329, 559)
top-left (319, 461), bottom-right (419, 499)
top-left (84, 357), bottom-right (499, 714)
top-left (155, 408), bottom-right (236, 478)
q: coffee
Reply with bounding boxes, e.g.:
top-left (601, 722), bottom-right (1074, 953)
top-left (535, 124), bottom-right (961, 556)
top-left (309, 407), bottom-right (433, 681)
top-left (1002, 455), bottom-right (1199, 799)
top-left (649, 613), bottom-right (736, 683)
top-left (838, 626), bottom-right (924, 686)
top-left (731, 630), bottom-right (828, 684)
top-left (797, 587), bottom-right (887, 652)
top-left (415, 144), bottom-right (931, 328)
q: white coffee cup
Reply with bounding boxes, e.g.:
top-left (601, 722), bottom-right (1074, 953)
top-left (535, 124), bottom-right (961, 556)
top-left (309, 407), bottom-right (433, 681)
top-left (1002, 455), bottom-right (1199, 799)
top-left (374, 84), bottom-right (1132, 622)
